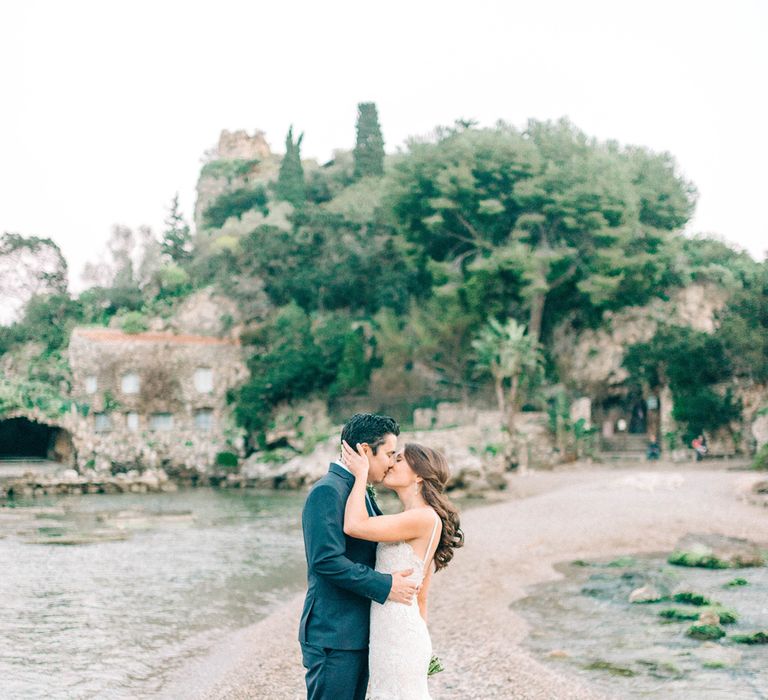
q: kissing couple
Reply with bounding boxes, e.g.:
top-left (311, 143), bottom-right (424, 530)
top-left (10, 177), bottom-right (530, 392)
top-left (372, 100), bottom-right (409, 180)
top-left (299, 413), bottom-right (464, 700)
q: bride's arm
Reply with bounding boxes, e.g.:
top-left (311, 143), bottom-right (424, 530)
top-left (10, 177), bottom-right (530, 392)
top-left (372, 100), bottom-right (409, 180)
top-left (342, 441), bottom-right (434, 543)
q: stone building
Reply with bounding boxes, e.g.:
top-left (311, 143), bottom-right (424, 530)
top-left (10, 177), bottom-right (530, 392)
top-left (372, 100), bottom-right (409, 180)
top-left (65, 327), bottom-right (248, 472)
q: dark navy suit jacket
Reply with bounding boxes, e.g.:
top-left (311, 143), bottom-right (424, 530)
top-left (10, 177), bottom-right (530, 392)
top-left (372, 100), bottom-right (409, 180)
top-left (299, 463), bottom-right (392, 650)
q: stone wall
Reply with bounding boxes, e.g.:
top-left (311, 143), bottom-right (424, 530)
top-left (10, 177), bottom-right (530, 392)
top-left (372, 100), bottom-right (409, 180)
top-left (66, 327), bottom-right (248, 472)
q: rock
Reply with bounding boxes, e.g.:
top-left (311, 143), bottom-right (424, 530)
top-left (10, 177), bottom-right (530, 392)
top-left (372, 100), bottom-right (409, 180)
top-left (60, 469), bottom-right (80, 482)
top-left (697, 610), bottom-right (721, 626)
top-left (547, 649), bottom-right (569, 658)
top-left (629, 584), bottom-right (663, 603)
top-left (139, 471), bottom-right (160, 490)
top-left (669, 533), bottom-right (766, 568)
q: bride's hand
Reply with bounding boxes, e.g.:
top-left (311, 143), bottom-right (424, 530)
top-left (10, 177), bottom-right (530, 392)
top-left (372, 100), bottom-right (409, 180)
top-left (341, 440), bottom-right (370, 478)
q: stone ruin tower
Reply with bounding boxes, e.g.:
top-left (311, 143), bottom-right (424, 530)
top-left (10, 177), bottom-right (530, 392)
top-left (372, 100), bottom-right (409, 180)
top-left (194, 129), bottom-right (279, 231)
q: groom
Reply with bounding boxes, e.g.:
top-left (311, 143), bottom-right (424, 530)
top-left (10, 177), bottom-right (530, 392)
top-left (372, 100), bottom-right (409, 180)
top-left (299, 413), bottom-right (419, 700)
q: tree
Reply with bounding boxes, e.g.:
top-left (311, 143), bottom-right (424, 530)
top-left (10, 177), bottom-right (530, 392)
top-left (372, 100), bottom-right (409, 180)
top-left (472, 318), bottom-right (543, 471)
top-left (716, 261), bottom-right (768, 383)
top-left (275, 126), bottom-right (306, 208)
top-left (353, 102), bottom-right (385, 179)
top-left (161, 194), bottom-right (193, 265)
top-left (389, 119), bottom-right (695, 342)
top-left (623, 325), bottom-right (741, 444)
top-left (0, 233), bottom-right (68, 325)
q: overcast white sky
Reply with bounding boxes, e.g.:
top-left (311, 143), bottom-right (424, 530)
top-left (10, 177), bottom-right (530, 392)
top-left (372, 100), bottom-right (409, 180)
top-left (1, 0), bottom-right (766, 304)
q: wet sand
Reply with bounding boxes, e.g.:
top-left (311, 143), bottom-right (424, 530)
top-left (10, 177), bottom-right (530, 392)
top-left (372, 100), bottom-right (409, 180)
top-left (182, 461), bottom-right (767, 699)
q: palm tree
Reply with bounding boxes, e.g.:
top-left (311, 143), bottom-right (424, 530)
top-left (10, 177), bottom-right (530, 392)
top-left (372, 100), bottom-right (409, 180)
top-left (472, 318), bottom-right (543, 470)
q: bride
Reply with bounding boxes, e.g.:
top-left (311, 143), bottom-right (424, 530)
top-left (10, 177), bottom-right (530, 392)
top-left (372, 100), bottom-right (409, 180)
top-left (341, 440), bottom-right (464, 700)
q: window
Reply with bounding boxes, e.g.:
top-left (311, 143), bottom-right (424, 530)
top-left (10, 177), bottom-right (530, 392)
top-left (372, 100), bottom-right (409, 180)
top-left (194, 368), bottom-right (214, 393)
top-left (149, 413), bottom-right (174, 431)
top-left (121, 372), bottom-right (140, 394)
top-left (194, 408), bottom-right (214, 431)
top-left (126, 412), bottom-right (139, 431)
top-left (94, 413), bottom-right (111, 432)
top-left (85, 376), bottom-right (98, 394)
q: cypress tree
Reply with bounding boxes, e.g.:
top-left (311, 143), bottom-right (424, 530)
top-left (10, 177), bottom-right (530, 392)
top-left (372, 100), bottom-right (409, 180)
top-left (160, 193), bottom-right (192, 264)
top-left (353, 102), bottom-right (385, 179)
top-left (276, 125), bottom-right (306, 208)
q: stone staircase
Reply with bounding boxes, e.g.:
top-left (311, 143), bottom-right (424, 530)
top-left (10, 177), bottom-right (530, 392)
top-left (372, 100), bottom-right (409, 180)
top-left (600, 433), bottom-right (649, 461)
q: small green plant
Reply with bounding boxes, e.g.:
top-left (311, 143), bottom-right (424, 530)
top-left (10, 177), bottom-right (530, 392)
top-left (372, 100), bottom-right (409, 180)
top-left (673, 592), bottom-right (713, 606)
top-left (752, 443), bottom-right (768, 470)
top-left (120, 311), bottom-right (149, 334)
top-left (686, 624), bottom-right (725, 641)
top-left (668, 552), bottom-right (730, 569)
top-left (664, 430), bottom-right (681, 452)
top-left (659, 608), bottom-right (699, 621)
top-left (731, 631), bottom-right (768, 645)
top-left (215, 451), bottom-right (239, 469)
top-left (725, 577), bottom-right (748, 587)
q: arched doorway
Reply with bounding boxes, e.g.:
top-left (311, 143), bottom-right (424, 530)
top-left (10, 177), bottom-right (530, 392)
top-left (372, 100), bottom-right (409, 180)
top-left (0, 417), bottom-right (74, 464)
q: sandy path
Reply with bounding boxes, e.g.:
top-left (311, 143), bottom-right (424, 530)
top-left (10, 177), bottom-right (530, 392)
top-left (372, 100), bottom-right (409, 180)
top-left (187, 462), bottom-right (767, 700)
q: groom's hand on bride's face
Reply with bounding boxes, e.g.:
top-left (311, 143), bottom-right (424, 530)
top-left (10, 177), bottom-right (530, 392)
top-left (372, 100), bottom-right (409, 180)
top-left (388, 569), bottom-right (419, 605)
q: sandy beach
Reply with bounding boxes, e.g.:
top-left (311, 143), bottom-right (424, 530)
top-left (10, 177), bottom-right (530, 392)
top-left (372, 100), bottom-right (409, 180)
top-left (178, 461), bottom-right (767, 700)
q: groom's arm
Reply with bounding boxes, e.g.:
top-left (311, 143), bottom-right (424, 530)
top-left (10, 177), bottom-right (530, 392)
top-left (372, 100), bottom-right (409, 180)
top-left (304, 484), bottom-right (392, 604)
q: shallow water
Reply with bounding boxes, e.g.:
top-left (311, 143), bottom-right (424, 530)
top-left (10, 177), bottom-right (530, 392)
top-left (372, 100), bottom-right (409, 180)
top-left (513, 555), bottom-right (768, 699)
top-left (0, 489), bottom-right (307, 699)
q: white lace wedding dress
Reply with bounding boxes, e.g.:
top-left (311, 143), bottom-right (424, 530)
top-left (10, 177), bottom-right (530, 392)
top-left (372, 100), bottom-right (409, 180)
top-left (369, 512), bottom-right (440, 700)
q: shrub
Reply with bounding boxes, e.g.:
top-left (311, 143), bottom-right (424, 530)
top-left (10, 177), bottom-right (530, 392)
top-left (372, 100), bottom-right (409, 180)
top-left (203, 186), bottom-right (268, 229)
top-left (120, 311), bottom-right (149, 334)
top-left (215, 451), bottom-right (239, 469)
top-left (753, 443), bottom-right (768, 470)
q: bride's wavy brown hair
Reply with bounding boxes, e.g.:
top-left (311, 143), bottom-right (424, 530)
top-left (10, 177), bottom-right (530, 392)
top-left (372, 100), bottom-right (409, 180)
top-left (404, 443), bottom-right (464, 571)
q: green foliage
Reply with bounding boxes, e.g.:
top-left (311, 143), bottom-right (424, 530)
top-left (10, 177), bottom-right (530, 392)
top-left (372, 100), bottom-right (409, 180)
top-left (156, 263), bottom-right (191, 297)
top-left (236, 209), bottom-right (428, 315)
top-left (0, 350), bottom-right (72, 418)
top-left (752, 443), bottom-right (768, 470)
top-left (472, 317), bottom-right (543, 417)
top-left (119, 311), bottom-right (149, 334)
top-left (725, 578), bottom-right (749, 587)
top-left (161, 194), bottom-right (193, 265)
top-left (686, 624), bottom-right (725, 641)
top-left (659, 608), bottom-right (699, 621)
top-left (232, 305), bottom-right (373, 445)
top-left (731, 631), bottom-right (768, 645)
top-left (275, 125), bottom-right (306, 208)
top-left (624, 325), bottom-right (740, 442)
top-left (202, 186), bottom-right (269, 229)
top-left (388, 119), bottom-right (694, 340)
top-left (716, 261), bottom-right (768, 383)
top-left (215, 451), bottom-right (240, 468)
top-left (353, 102), bottom-right (385, 179)
top-left (200, 159), bottom-right (260, 181)
top-left (3, 293), bottom-right (82, 352)
top-left (672, 592), bottom-right (713, 606)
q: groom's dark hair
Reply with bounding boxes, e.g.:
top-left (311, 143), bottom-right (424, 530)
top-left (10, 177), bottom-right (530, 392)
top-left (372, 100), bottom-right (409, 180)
top-left (341, 413), bottom-right (400, 455)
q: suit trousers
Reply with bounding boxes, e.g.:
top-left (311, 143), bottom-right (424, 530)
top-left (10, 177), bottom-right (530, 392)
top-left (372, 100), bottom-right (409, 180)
top-left (301, 642), bottom-right (368, 700)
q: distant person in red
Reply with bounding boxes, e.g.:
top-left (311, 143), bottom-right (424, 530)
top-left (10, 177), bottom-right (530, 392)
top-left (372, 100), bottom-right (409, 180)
top-left (692, 434), bottom-right (708, 461)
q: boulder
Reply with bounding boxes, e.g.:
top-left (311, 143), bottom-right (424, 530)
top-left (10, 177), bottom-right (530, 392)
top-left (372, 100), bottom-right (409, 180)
top-left (669, 533), bottom-right (766, 569)
top-left (629, 584), bottom-right (663, 604)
